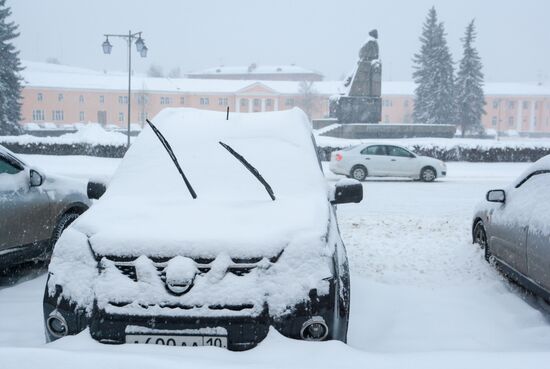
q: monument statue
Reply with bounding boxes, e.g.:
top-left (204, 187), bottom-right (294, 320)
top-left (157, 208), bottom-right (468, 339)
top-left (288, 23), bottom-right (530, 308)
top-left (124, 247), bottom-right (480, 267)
top-left (330, 29), bottom-right (382, 123)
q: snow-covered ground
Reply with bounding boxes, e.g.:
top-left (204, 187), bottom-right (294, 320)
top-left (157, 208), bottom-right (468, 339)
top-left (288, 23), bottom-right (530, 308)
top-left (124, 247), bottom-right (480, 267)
top-left (2, 156), bottom-right (550, 368)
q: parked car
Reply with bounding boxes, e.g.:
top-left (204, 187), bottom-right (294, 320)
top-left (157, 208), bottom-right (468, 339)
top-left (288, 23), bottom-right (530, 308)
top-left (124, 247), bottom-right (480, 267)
top-left (43, 108), bottom-right (363, 350)
top-left (329, 143), bottom-right (446, 182)
top-left (0, 145), bottom-right (92, 271)
top-left (473, 155), bottom-right (550, 300)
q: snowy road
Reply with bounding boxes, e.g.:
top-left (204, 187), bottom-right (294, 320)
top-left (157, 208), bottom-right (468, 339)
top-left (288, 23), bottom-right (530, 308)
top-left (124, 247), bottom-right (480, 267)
top-left (2, 156), bottom-right (550, 368)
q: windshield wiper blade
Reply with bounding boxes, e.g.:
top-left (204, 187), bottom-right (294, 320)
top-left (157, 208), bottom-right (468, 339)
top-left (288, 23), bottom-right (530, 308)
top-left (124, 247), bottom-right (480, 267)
top-left (219, 141), bottom-right (275, 201)
top-left (146, 119), bottom-right (197, 199)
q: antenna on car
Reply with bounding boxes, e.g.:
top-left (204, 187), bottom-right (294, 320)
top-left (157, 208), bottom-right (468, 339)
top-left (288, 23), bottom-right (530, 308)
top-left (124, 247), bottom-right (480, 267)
top-left (219, 141), bottom-right (275, 201)
top-left (145, 119), bottom-right (197, 199)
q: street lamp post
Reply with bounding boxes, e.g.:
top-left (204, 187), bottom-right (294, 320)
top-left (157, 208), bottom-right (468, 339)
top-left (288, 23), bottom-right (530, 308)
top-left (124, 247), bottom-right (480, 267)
top-left (102, 31), bottom-right (148, 148)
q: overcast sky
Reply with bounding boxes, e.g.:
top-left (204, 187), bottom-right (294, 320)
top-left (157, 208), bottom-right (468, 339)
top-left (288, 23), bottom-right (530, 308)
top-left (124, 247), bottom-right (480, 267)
top-left (9, 0), bottom-right (550, 82)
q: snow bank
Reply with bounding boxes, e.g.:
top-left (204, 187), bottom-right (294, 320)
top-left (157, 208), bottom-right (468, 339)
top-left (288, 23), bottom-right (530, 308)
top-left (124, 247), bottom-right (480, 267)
top-left (0, 124), bottom-right (127, 146)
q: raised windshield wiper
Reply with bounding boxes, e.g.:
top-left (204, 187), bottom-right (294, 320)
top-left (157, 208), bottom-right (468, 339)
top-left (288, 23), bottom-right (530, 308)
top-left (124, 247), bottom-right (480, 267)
top-left (146, 119), bottom-right (197, 199)
top-left (219, 141), bottom-right (275, 201)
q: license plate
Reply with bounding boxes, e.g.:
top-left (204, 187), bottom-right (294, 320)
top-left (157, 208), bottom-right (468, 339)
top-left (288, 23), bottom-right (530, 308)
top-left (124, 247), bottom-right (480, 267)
top-left (126, 334), bottom-right (227, 348)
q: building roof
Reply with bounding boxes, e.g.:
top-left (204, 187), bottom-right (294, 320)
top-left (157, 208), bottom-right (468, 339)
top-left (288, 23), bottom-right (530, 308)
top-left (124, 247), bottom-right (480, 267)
top-left (20, 61), bottom-right (550, 97)
top-left (188, 64), bottom-right (322, 76)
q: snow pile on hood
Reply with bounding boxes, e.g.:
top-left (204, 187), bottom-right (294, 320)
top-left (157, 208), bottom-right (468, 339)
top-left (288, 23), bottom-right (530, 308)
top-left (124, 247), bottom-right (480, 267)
top-left (73, 108), bottom-right (328, 258)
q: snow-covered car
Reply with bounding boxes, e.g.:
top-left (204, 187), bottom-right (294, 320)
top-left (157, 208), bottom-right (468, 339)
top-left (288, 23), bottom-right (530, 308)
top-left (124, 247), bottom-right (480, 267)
top-left (473, 155), bottom-right (550, 299)
top-left (329, 143), bottom-right (446, 182)
top-left (43, 108), bottom-right (363, 350)
top-left (0, 145), bottom-right (91, 271)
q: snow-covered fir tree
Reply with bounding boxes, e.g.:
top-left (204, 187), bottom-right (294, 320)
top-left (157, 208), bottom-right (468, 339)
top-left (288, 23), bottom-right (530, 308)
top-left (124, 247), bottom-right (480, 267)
top-left (456, 20), bottom-right (485, 136)
top-left (0, 0), bottom-right (23, 135)
top-left (412, 7), bottom-right (456, 125)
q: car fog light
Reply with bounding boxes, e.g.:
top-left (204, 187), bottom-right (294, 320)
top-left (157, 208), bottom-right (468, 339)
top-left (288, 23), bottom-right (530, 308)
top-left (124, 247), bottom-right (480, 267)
top-left (300, 316), bottom-right (329, 341)
top-left (46, 310), bottom-right (68, 338)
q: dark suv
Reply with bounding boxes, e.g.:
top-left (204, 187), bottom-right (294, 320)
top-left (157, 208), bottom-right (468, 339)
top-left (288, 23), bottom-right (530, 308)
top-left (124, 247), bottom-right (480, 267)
top-left (43, 108), bottom-right (362, 350)
top-left (0, 145), bottom-right (91, 271)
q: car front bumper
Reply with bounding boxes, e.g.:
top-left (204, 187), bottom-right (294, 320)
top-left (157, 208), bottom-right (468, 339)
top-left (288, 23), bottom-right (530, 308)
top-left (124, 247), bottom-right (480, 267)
top-left (44, 279), bottom-right (348, 350)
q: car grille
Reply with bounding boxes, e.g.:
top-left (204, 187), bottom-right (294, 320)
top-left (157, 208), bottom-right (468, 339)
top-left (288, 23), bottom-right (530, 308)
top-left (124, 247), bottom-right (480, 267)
top-left (108, 252), bottom-right (283, 283)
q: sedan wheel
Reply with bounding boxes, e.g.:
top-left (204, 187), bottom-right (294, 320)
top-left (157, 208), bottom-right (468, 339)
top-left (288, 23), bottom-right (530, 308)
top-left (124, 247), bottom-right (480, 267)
top-left (351, 166), bottom-right (367, 181)
top-left (420, 167), bottom-right (436, 182)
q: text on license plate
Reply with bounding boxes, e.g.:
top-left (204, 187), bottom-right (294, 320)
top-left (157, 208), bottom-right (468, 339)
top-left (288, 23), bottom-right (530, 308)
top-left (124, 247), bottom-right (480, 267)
top-left (126, 334), bottom-right (227, 348)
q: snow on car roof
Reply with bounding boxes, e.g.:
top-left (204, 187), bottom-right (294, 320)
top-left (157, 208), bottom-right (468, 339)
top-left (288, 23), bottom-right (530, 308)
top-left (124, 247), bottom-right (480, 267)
top-left (74, 108), bottom-right (329, 258)
top-left (512, 154), bottom-right (550, 187)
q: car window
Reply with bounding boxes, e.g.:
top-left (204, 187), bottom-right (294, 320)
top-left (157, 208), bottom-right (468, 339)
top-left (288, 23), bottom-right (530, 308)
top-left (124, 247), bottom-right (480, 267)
top-left (361, 145), bottom-right (386, 156)
top-left (515, 170), bottom-right (550, 188)
top-left (386, 146), bottom-right (413, 158)
top-left (0, 156), bottom-right (22, 175)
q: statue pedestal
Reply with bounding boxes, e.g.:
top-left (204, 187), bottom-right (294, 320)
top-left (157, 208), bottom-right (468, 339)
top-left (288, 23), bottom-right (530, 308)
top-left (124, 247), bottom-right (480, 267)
top-left (329, 96), bottom-right (382, 124)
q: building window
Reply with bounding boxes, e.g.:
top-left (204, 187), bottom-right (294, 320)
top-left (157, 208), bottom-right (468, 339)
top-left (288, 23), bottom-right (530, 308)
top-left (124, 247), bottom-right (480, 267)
top-left (240, 98), bottom-right (248, 107)
top-left (523, 101), bottom-right (529, 109)
top-left (534, 117), bottom-right (537, 127)
top-left (118, 112), bottom-right (124, 122)
top-left (535, 101), bottom-right (539, 110)
top-left (99, 95), bottom-right (105, 104)
top-left (79, 111), bottom-right (85, 122)
top-left (180, 96), bottom-right (185, 105)
top-left (160, 96), bottom-right (172, 105)
top-left (266, 99), bottom-right (273, 107)
top-left (253, 98), bottom-right (261, 107)
top-left (58, 94), bottom-right (64, 102)
top-left (404, 100), bottom-right (409, 107)
top-left (52, 110), bottom-right (64, 121)
top-left (384, 115), bottom-right (389, 123)
top-left (285, 98), bottom-right (294, 107)
top-left (79, 95), bottom-right (84, 103)
top-left (491, 116), bottom-right (497, 126)
top-left (383, 99), bottom-right (393, 107)
top-left (508, 101), bottom-right (514, 109)
top-left (138, 95), bottom-right (149, 105)
top-left (508, 117), bottom-right (514, 127)
top-left (32, 109), bottom-right (45, 121)
top-left (37, 93), bottom-right (43, 102)
top-left (492, 100), bottom-right (499, 108)
top-left (200, 97), bottom-right (209, 105)
top-left (218, 97), bottom-right (228, 106)
top-left (118, 96), bottom-right (128, 104)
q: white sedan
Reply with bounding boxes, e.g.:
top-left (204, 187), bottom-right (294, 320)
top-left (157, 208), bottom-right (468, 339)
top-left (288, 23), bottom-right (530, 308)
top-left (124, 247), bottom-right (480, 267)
top-left (329, 144), bottom-right (446, 182)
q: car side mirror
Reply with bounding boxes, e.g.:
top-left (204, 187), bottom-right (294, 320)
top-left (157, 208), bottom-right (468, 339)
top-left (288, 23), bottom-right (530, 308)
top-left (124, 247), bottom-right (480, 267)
top-left (331, 179), bottom-right (363, 205)
top-left (30, 169), bottom-right (44, 187)
top-left (87, 181), bottom-right (107, 200)
top-left (486, 189), bottom-right (505, 203)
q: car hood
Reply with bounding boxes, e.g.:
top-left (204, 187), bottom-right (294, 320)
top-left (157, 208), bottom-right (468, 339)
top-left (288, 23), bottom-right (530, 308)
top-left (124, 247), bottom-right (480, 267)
top-left (73, 193), bottom-right (329, 259)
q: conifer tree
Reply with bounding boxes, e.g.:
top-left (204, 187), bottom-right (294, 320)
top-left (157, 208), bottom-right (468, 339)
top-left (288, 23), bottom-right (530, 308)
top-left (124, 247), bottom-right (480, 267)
top-left (0, 0), bottom-right (23, 135)
top-left (456, 20), bottom-right (485, 136)
top-left (412, 7), bottom-right (456, 125)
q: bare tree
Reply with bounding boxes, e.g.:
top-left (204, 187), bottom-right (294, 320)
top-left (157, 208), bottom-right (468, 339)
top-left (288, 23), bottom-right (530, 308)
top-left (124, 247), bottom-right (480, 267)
top-left (168, 67), bottom-right (181, 78)
top-left (147, 64), bottom-right (164, 78)
top-left (298, 80), bottom-right (317, 120)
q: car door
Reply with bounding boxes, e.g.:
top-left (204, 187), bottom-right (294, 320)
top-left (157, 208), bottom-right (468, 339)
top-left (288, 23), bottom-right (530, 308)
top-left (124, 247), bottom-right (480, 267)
top-left (489, 173), bottom-right (542, 276)
top-left (359, 145), bottom-right (390, 176)
top-left (525, 173), bottom-right (550, 290)
top-left (0, 155), bottom-right (51, 252)
top-left (385, 145), bottom-right (417, 176)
